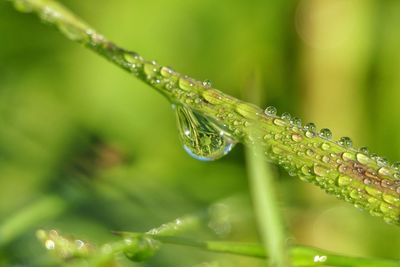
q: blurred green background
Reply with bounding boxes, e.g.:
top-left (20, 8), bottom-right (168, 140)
top-left (1, 0), bottom-right (400, 266)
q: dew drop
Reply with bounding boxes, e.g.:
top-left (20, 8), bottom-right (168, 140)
top-left (179, 77), bottom-right (194, 91)
top-left (160, 66), bottom-right (174, 77)
top-left (175, 105), bottom-right (236, 161)
top-left (304, 122), bottom-right (316, 132)
top-left (319, 128), bottom-right (332, 139)
top-left (337, 175), bottom-right (352, 186)
top-left (350, 189), bottom-right (360, 199)
top-left (322, 155), bottom-right (330, 163)
top-left (392, 162), bottom-right (400, 170)
top-left (342, 152), bottom-right (355, 161)
top-left (273, 118), bottom-right (287, 127)
top-left (264, 106), bottom-right (277, 116)
top-left (356, 153), bottom-right (373, 165)
top-left (306, 149), bottom-right (315, 157)
top-left (281, 112), bottom-right (291, 121)
top-left (363, 178), bottom-right (372, 185)
top-left (202, 79), bottom-right (212, 88)
top-left (383, 194), bottom-right (400, 205)
top-left (379, 203), bottom-right (392, 214)
top-left (320, 143), bottom-right (330, 150)
top-left (291, 133), bottom-right (302, 142)
top-left (359, 146), bottom-right (369, 155)
top-left (376, 157), bottom-right (388, 167)
top-left (378, 167), bottom-right (391, 177)
top-left (291, 117), bottom-right (302, 127)
top-left (338, 136), bottom-right (352, 148)
top-left (314, 164), bottom-right (329, 176)
top-left (365, 186), bottom-right (381, 197)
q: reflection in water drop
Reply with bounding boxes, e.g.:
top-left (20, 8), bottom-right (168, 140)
top-left (175, 105), bottom-right (236, 161)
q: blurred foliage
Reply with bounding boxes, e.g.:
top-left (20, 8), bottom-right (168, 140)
top-left (1, 0), bottom-right (400, 266)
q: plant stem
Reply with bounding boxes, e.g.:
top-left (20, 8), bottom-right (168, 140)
top-left (142, 234), bottom-right (400, 267)
top-left (246, 144), bottom-right (290, 267)
top-left (7, 0), bottom-right (400, 226)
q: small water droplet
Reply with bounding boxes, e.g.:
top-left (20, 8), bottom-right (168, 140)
top-left (291, 117), bottom-right (302, 127)
top-left (376, 157), bottom-right (388, 166)
top-left (338, 164), bottom-right (347, 173)
top-left (175, 105), bottom-right (236, 161)
top-left (291, 133), bottom-right (302, 142)
top-left (264, 106), bottom-right (277, 116)
top-left (350, 189), bottom-right (360, 199)
top-left (306, 149), bottom-right (315, 157)
top-left (356, 153), bottom-right (373, 165)
top-left (342, 152), bottom-right (355, 161)
top-left (314, 164), bottom-right (329, 176)
top-left (383, 194), bottom-right (400, 205)
top-left (319, 128), bottom-right (332, 139)
top-left (379, 203), bottom-right (392, 213)
top-left (337, 175), bottom-right (352, 186)
top-left (281, 112), bottom-right (291, 121)
top-left (365, 186), bottom-right (381, 197)
top-left (202, 79), bottom-right (212, 88)
top-left (378, 167), bottom-right (391, 177)
top-left (320, 143), bottom-right (330, 150)
top-left (338, 137), bottom-right (352, 148)
top-left (273, 118), bottom-right (287, 127)
top-left (322, 155), bottom-right (330, 163)
top-left (363, 178), bottom-right (372, 185)
top-left (160, 66), bottom-right (174, 77)
top-left (179, 77), bottom-right (194, 91)
top-left (359, 146), bottom-right (369, 154)
top-left (304, 122), bottom-right (316, 132)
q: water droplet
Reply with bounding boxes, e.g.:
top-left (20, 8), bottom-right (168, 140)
top-left (376, 157), bottom-right (388, 167)
top-left (350, 189), bottom-right (360, 199)
top-left (356, 153), bottom-right (373, 165)
top-left (363, 178), bottom-right (372, 185)
top-left (359, 147), bottom-right (369, 154)
top-left (304, 122), bottom-right (316, 132)
top-left (291, 133), bottom-right (302, 142)
top-left (202, 79), bottom-right (212, 88)
top-left (160, 66), bottom-right (174, 77)
top-left (322, 155), bottom-right (330, 163)
top-left (342, 152), bottom-right (355, 161)
top-left (301, 165), bottom-right (312, 176)
top-left (314, 164), bottom-right (329, 176)
top-left (379, 203), bottom-right (392, 213)
top-left (281, 112), bottom-right (291, 121)
top-left (378, 167), bottom-right (391, 177)
top-left (306, 149), bottom-right (315, 157)
top-left (273, 118), bottom-right (287, 127)
top-left (264, 106), bottom-right (277, 116)
top-left (319, 128), bottom-right (332, 139)
top-left (383, 194), bottom-right (400, 205)
top-left (179, 77), bottom-right (194, 91)
top-left (338, 164), bottom-right (347, 173)
top-left (338, 137), bottom-right (352, 148)
top-left (291, 117), bottom-right (302, 127)
top-left (337, 175), bottom-right (352, 186)
top-left (123, 236), bottom-right (159, 262)
top-left (175, 105), bottom-right (236, 161)
top-left (320, 143), bottom-right (330, 150)
top-left (392, 162), bottom-right (400, 170)
top-left (365, 186), bottom-right (381, 197)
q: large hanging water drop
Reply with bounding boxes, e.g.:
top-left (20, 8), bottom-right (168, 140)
top-left (174, 105), bottom-right (236, 161)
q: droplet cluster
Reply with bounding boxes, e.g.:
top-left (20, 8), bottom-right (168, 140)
top-left (261, 106), bottom-right (400, 224)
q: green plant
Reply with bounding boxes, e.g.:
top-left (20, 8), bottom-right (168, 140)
top-left (5, 0), bottom-right (400, 266)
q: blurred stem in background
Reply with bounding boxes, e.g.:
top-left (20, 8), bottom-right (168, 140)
top-left (243, 71), bottom-right (290, 267)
